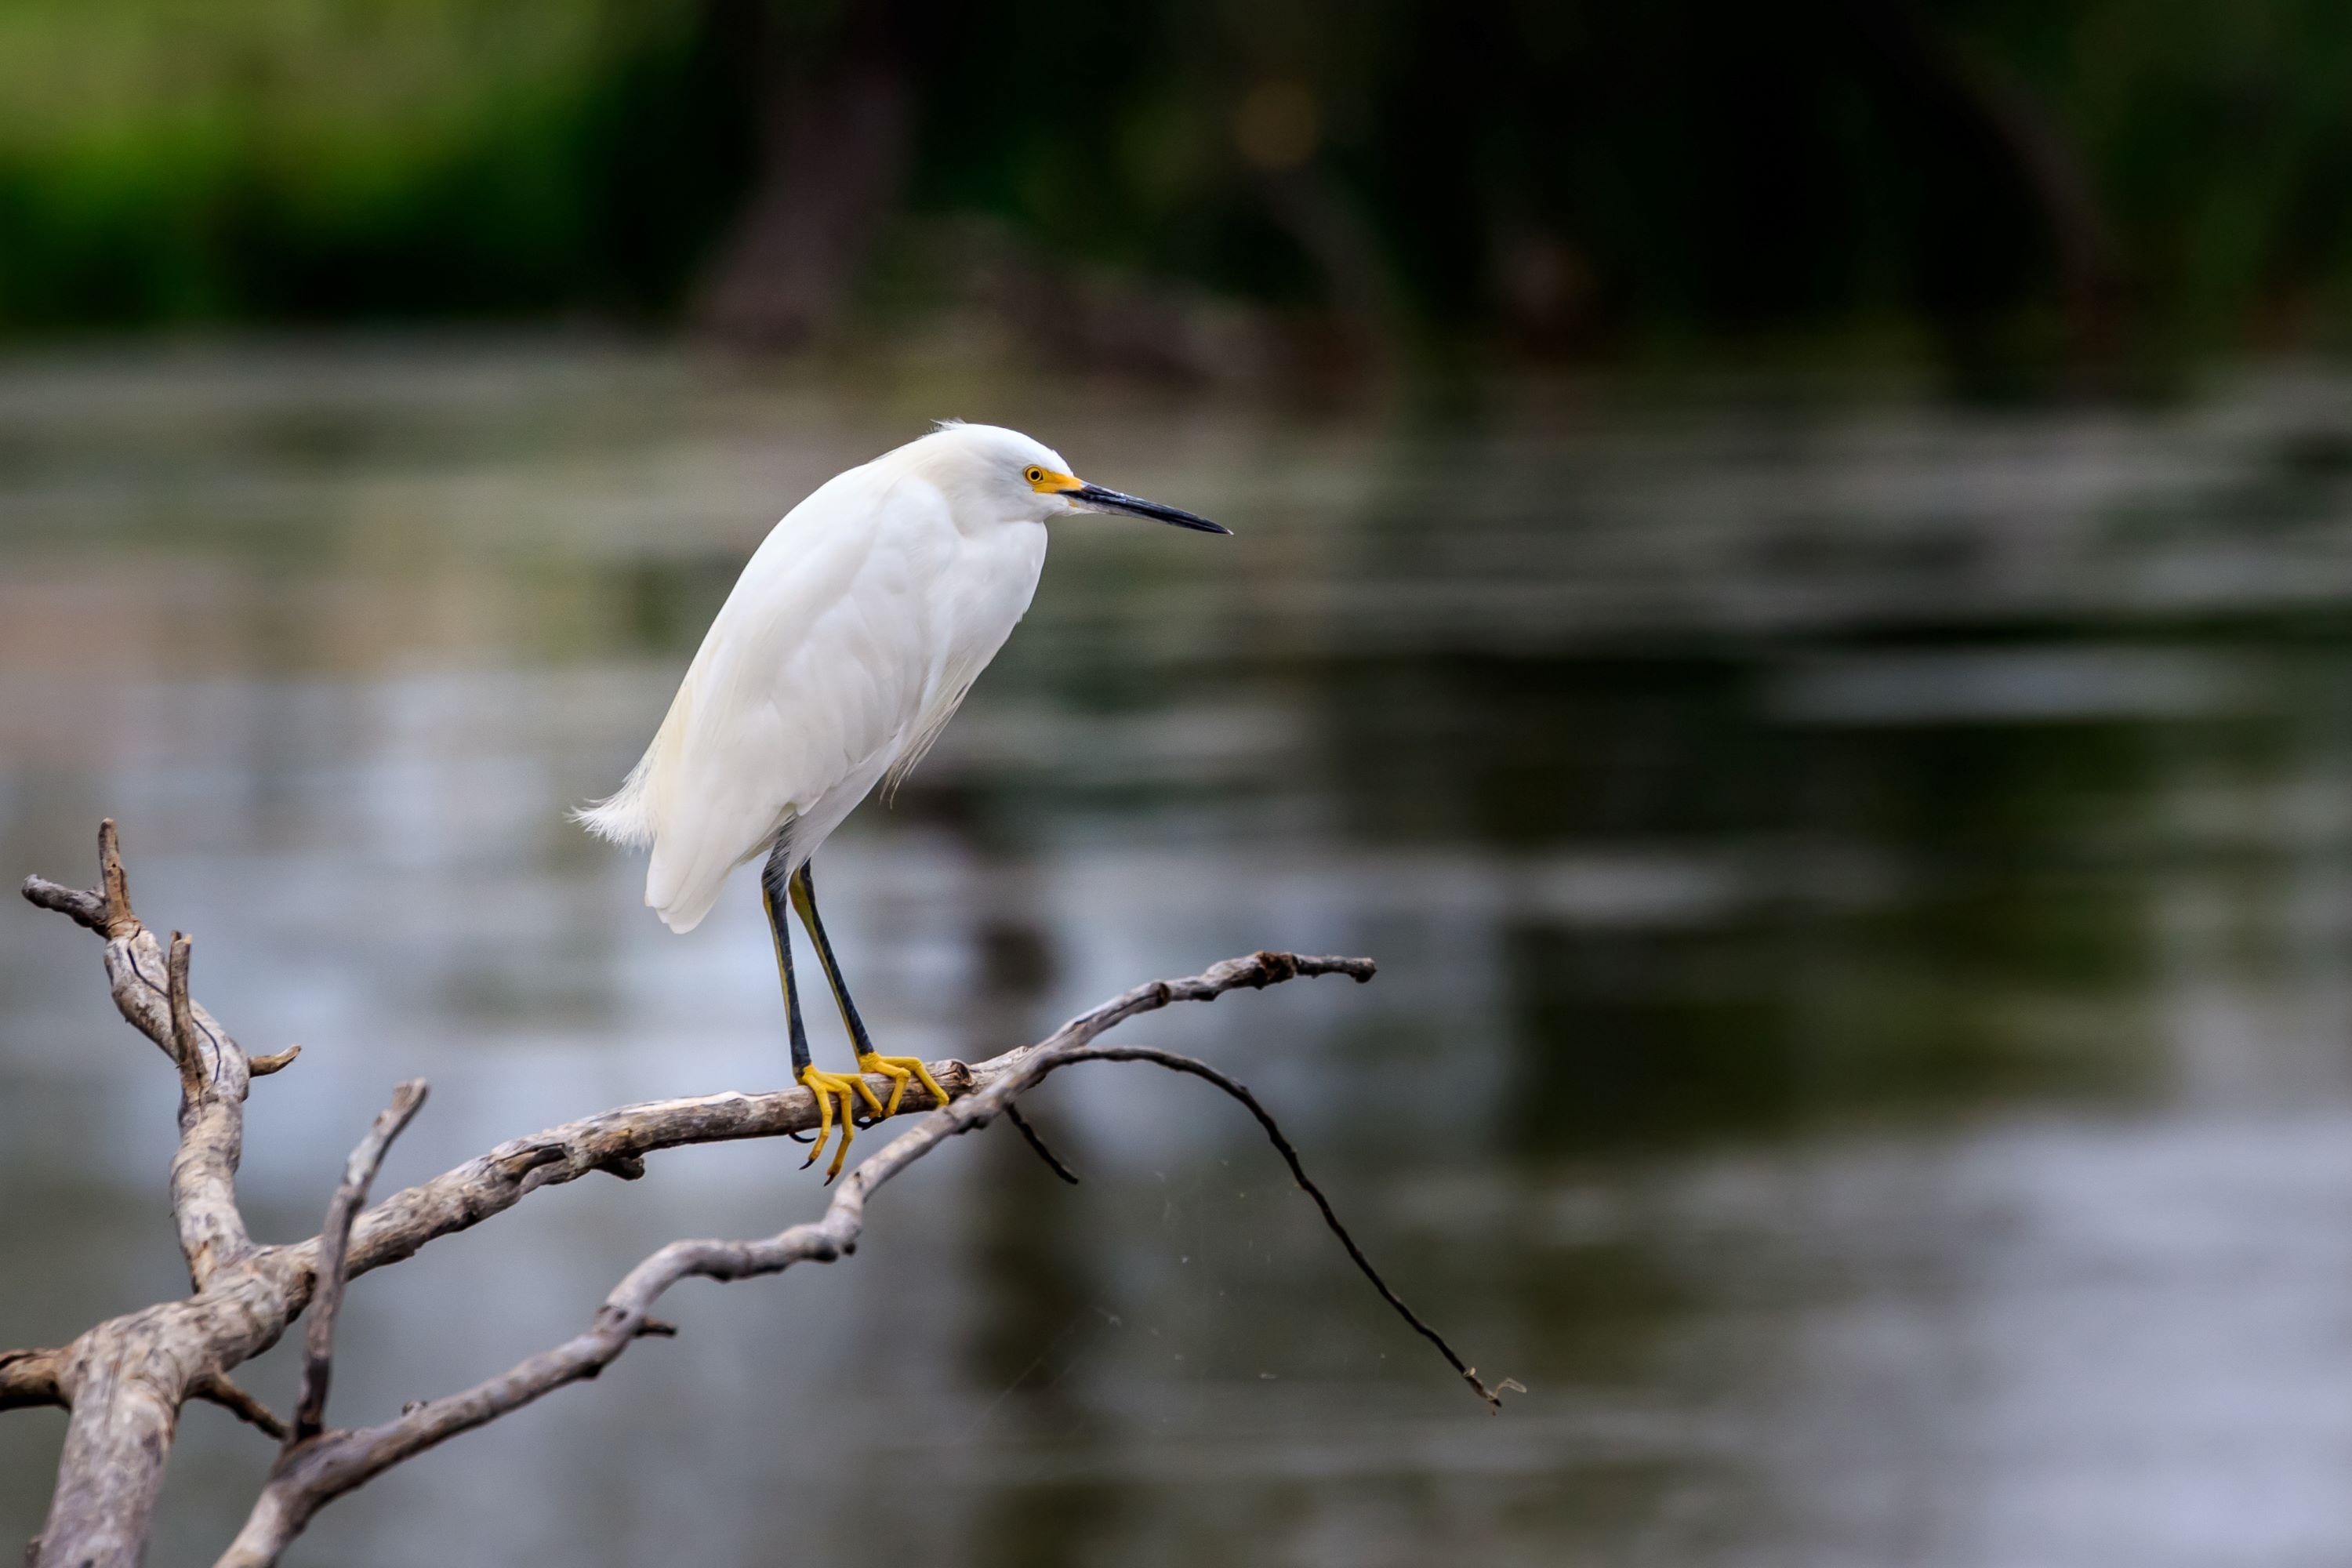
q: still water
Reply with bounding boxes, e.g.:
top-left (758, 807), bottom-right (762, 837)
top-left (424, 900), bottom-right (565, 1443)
top-left (5, 344), bottom-right (2352, 1566)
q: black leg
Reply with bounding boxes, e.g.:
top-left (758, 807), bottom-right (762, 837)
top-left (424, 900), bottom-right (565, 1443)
top-left (786, 862), bottom-right (876, 1060)
top-left (786, 858), bottom-right (950, 1120)
top-left (768, 846), bottom-right (884, 1177)
top-left (760, 844), bottom-right (812, 1078)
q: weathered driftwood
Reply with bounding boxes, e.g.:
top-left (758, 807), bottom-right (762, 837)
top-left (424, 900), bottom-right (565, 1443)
top-left (9, 820), bottom-right (1493, 1568)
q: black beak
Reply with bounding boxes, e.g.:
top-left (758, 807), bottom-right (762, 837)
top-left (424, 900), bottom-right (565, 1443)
top-left (1072, 482), bottom-right (1232, 535)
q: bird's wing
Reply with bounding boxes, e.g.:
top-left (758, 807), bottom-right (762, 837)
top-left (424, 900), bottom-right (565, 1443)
top-left (639, 472), bottom-right (957, 931)
top-left (877, 675), bottom-right (976, 805)
top-left (880, 510), bottom-right (1049, 801)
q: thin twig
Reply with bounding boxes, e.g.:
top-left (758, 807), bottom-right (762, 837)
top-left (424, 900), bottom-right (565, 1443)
top-left (292, 1081), bottom-right (429, 1446)
top-left (1004, 1102), bottom-right (1081, 1183)
top-left (165, 935), bottom-right (205, 1105)
top-left (17, 822), bottom-right (132, 936)
top-left (19, 876), bottom-right (104, 932)
top-left (189, 1374), bottom-right (286, 1442)
top-left (1065, 1044), bottom-right (1519, 1410)
top-left (96, 819), bottom-right (136, 941)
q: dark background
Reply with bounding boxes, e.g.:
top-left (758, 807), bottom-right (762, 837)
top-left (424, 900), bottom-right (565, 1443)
top-left (7, 1), bottom-right (2350, 381)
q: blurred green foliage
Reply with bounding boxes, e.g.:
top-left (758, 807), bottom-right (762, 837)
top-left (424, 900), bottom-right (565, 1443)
top-left (2, 0), bottom-right (2350, 359)
top-left (0, 0), bottom-right (743, 325)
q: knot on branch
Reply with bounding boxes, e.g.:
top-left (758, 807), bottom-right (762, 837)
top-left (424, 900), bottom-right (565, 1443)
top-left (586, 1307), bottom-right (680, 1348)
top-left (495, 1144), bottom-right (567, 1185)
top-left (0, 1348), bottom-right (66, 1414)
top-left (1251, 949), bottom-right (1300, 984)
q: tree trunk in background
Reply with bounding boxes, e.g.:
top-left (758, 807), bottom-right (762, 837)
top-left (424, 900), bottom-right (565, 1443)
top-left (1842, 0), bottom-right (2125, 371)
top-left (694, 2), bottom-right (916, 350)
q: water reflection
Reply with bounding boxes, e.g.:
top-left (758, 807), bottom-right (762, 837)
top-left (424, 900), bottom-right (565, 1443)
top-left (4, 345), bottom-right (2352, 1564)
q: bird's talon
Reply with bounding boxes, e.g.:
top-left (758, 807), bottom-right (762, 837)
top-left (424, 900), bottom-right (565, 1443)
top-left (858, 1054), bottom-right (949, 1116)
top-left (850, 1074), bottom-right (887, 1121)
top-left (799, 1065), bottom-right (866, 1174)
top-left (857, 1053), bottom-right (912, 1118)
top-left (824, 1104), bottom-right (855, 1180)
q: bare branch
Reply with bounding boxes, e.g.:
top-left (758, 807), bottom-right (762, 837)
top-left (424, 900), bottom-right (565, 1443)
top-left (293, 1082), bottom-right (429, 1445)
top-left (16, 826), bottom-right (270, 1293)
top-left (13, 825), bottom-right (289, 1568)
top-left (218, 956), bottom-right (1472, 1567)
top-left (159, 935), bottom-right (252, 1290)
top-left (22, 829), bottom-right (1405, 1568)
top-left (316, 952), bottom-right (1373, 1284)
top-left (248, 1045), bottom-right (302, 1076)
top-left (24, 824), bottom-right (252, 1090)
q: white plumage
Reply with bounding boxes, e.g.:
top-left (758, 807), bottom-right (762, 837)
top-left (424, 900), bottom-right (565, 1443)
top-left (578, 420), bottom-right (1227, 933)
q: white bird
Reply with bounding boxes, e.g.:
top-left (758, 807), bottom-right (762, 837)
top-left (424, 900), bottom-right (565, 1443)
top-left (579, 421), bottom-right (1229, 1175)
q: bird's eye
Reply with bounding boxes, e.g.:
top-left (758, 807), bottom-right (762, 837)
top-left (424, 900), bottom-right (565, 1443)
top-left (1025, 466), bottom-right (1044, 484)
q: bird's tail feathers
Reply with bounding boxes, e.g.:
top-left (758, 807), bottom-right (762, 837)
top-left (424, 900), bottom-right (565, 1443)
top-left (575, 678), bottom-right (697, 850)
top-left (571, 754), bottom-right (658, 848)
top-left (644, 866), bottom-right (724, 932)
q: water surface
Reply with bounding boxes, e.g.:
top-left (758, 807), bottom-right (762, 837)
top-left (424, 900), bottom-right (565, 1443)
top-left (5, 345), bottom-right (2352, 1566)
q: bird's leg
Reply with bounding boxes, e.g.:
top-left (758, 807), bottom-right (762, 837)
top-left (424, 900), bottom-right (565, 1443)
top-left (763, 848), bottom-right (880, 1180)
top-left (788, 861), bottom-right (951, 1122)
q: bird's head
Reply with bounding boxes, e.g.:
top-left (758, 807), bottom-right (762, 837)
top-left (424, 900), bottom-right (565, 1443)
top-left (920, 422), bottom-right (1232, 535)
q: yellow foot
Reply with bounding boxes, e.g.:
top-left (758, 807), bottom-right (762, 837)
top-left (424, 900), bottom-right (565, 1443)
top-left (800, 1064), bottom-right (886, 1182)
top-left (856, 1053), bottom-right (953, 1120)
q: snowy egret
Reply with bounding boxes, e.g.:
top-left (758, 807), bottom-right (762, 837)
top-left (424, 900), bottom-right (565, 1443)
top-left (579, 422), bottom-right (1229, 1177)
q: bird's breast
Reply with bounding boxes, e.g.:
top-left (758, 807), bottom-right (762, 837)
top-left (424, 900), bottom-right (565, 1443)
top-left (938, 519), bottom-right (1048, 655)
